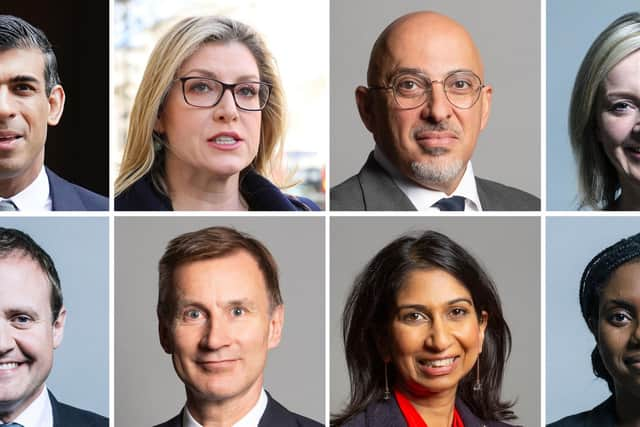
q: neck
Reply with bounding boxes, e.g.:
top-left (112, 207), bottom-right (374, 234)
top-left (398, 383), bottom-right (457, 427)
top-left (615, 389), bottom-right (640, 427)
top-left (0, 383), bottom-right (45, 424)
top-left (185, 381), bottom-right (263, 427)
top-left (165, 157), bottom-right (247, 211)
top-left (0, 153), bottom-right (43, 198)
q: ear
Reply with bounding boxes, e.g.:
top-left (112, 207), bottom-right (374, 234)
top-left (477, 310), bottom-right (488, 353)
top-left (47, 85), bottom-right (65, 126)
top-left (267, 304), bottom-right (284, 350)
top-left (479, 85), bottom-right (492, 131)
top-left (52, 306), bottom-right (66, 349)
top-left (355, 86), bottom-right (375, 133)
top-left (158, 318), bottom-right (173, 354)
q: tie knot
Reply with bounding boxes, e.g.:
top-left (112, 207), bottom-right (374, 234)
top-left (432, 196), bottom-right (465, 211)
top-left (0, 200), bottom-right (18, 211)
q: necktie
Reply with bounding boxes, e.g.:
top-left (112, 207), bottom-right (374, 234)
top-left (0, 200), bottom-right (18, 211)
top-left (432, 196), bottom-right (465, 211)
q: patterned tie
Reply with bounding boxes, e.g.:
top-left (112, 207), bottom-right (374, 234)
top-left (0, 200), bottom-right (18, 211)
top-left (432, 196), bottom-right (465, 211)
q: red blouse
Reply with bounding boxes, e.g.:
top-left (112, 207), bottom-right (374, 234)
top-left (394, 389), bottom-right (465, 427)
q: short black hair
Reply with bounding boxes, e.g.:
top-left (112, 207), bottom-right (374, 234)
top-left (0, 14), bottom-right (61, 94)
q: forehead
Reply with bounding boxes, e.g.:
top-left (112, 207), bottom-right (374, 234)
top-left (603, 49), bottom-right (640, 91)
top-left (0, 253), bottom-right (50, 311)
top-left (0, 47), bottom-right (46, 81)
top-left (601, 261), bottom-right (640, 304)
top-left (177, 41), bottom-right (260, 80)
top-left (172, 250), bottom-right (269, 305)
top-left (396, 268), bottom-right (472, 305)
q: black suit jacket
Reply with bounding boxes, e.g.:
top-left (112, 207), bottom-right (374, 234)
top-left (330, 152), bottom-right (539, 211)
top-left (547, 396), bottom-right (616, 427)
top-left (49, 391), bottom-right (108, 427)
top-left (153, 392), bottom-right (323, 427)
top-left (46, 168), bottom-right (108, 211)
top-left (339, 395), bottom-right (516, 427)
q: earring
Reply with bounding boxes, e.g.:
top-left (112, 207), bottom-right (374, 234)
top-left (383, 362), bottom-right (391, 400)
top-left (473, 358), bottom-right (482, 392)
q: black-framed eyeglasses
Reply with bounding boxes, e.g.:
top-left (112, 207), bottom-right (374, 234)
top-left (175, 76), bottom-right (272, 111)
top-left (369, 70), bottom-right (485, 110)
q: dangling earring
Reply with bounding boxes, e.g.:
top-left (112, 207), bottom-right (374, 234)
top-left (383, 362), bottom-right (391, 400)
top-left (473, 358), bottom-right (482, 392)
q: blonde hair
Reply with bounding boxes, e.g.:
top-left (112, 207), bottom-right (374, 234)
top-left (115, 16), bottom-right (286, 196)
top-left (569, 12), bottom-right (640, 209)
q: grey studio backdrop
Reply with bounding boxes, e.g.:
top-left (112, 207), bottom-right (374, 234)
top-left (115, 217), bottom-right (325, 425)
top-left (546, 218), bottom-right (640, 423)
top-left (330, 217), bottom-right (540, 426)
top-left (330, 0), bottom-right (540, 198)
top-left (0, 217), bottom-right (108, 417)
top-left (547, 0), bottom-right (639, 210)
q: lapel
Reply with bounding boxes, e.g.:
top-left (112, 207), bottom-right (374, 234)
top-left (45, 167), bottom-right (86, 211)
top-left (357, 153), bottom-right (416, 211)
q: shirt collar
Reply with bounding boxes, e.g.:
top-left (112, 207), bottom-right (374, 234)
top-left (373, 147), bottom-right (482, 211)
top-left (182, 389), bottom-right (268, 427)
top-left (12, 385), bottom-right (53, 427)
top-left (2, 166), bottom-right (52, 211)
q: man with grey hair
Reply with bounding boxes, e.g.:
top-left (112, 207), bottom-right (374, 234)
top-left (330, 11), bottom-right (539, 211)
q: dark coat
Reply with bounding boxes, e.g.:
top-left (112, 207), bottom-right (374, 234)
top-left (338, 396), bottom-right (516, 427)
top-left (547, 396), bottom-right (616, 427)
top-left (50, 391), bottom-right (108, 427)
top-left (115, 170), bottom-right (320, 211)
top-left (46, 168), bottom-right (108, 211)
top-left (330, 152), bottom-right (539, 211)
top-left (153, 392), bottom-right (323, 427)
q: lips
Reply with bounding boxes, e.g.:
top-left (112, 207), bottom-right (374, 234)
top-left (0, 130), bottom-right (23, 147)
top-left (624, 353), bottom-right (640, 370)
top-left (417, 356), bottom-right (460, 376)
top-left (0, 362), bottom-right (20, 370)
top-left (207, 132), bottom-right (242, 150)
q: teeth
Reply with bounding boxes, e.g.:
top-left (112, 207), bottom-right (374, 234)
top-left (423, 357), bottom-right (455, 367)
top-left (0, 362), bottom-right (18, 370)
top-left (214, 136), bottom-right (236, 145)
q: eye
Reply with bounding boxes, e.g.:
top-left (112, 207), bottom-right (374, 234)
top-left (182, 309), bottom-right (203, 321)
top-left (235, 84), bottom-right (258, 98)
top-left (607, 310), bottom-right (632, 326)
top-left (11, 314), bottom-right (34, 327)
top-left (449, 307), bottom-right (469, 319)
top-left (230, 306), bottom-right (246, 317)
top-left (186, 79), bottom-right (214, 93)
top-left (401, 311), bottom-right (427, 323)
top-left (13, 83), bottom-right (36, 95)
top-left (609, 101), bottom-right (635, 113)
top-left (394, 76), bottom-right (425, 96)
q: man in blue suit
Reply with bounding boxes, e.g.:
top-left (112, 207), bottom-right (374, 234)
top-left (0, 15), bottom-right (106, 211)
top-left (0, 228), bottom-right (107, 426)
top-left (154, 227), bottom-right (322, 427)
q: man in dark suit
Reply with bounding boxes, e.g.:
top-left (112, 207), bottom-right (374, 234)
top-left (330, 11), bottom-right (539, 211)
top-left (0, 15), bottom-right (106, 211)
top-left (0, 228), bottom-right (107, 426)
top-left (155, 227), bottom-right (322, 427)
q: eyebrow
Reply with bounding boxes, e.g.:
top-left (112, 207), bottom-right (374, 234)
top-left (396, 298), bottom-right (474, 311)
top-left (602, 298), bottom-right (637, 312)
top-left (180, 68), bottom-right (260, 82)
top-left (387, 67), bottom-right (475, 80)
top-left (9, 75), bottom-right (42, 84)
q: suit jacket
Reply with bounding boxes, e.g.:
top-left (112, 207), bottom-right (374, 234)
top-left (46, 167), bottom-right (108, 211)
top-left (115, 170), bottom-right (320, 211)
top-left (339, 396), bottom-right (516, 427)
top-left (153, 392), bottom-right (323, 427)
top-left (49, 391), bottom-right (108, 427)
top-left (547, 396), bottom-right (616, 427)
top-left (330, 152), bottom-right (540, 211)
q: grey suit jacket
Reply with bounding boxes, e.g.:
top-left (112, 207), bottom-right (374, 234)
top-left (547, 396), bottom-right (616, 427)
top-left (330, 152), bottom-right (540, 211)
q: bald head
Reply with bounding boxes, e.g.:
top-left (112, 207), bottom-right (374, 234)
top-left (367, 11), bottom-right (484, 86)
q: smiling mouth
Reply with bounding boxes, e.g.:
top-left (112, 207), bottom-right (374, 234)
top-left (0, 362), bottom-right (21, 370)
top-left (0, 135), bottom-right (21, 143)
top-left (418, 357), bottom-right (457, 368)
top-left (211, 136), bottom-right (237, 145)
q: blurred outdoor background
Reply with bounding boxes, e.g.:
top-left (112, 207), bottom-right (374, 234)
top-left (113, 0), bottom-right (328, 207)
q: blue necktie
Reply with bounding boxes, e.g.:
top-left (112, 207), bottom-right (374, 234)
top-left (432, 196), bottom-right (465, 211)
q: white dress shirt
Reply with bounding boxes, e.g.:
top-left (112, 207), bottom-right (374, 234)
top-left (374, 148), bottom-right (482, 211)
top-left (0, 166), bottom-right (52, 211)
top-left (11, 385), bottom-right (54, 427)
top-left (183, 389), bottom-right (268, 427)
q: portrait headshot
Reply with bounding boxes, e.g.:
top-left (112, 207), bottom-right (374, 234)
top-left (114, 0), bottom-right (327, 211)
top-left (330, 0), bottom-right (540, 211)
top-left (547, 1), bottom-right (640, 210)
top-left (330, 217), bottom-right (540, 426)
top-left (115, 217), bottom-right (324, 425)
top-left (546, 218), bottom-right (640, 425)
top-left (0, 1), bottom-right (108, 210)
top-left (0, 218), bottom-right (108, 425)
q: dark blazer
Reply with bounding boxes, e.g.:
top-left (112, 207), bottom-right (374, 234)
top-left (330, 152), bottom-right (540, 211)
top-left (49, 391), bottom-right (108, 427)
top-left (547, 396), bottom-right (616, 427)
top-left (46, 168), bottom-right (108, 211)
top-left (339, 396), bottom-right (516, 427)
top-left (115, 170), bottom-right (320, 211)
top-left (153, 392), bottom-right (323, 426)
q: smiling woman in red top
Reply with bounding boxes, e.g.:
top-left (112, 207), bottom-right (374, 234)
top-left (332, 231), bottom-right (517, 427)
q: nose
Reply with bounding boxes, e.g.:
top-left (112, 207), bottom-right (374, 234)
top-left (200, 314), bottom-right (232, 351)
top-left (424, 317), bottom-right (453, 352)
top-left (213, 88), bottom-right (239, 123)
top-left (421, 81), bottom-right (452, 123)
top-left (0, 320), bottom-right (16, 354)
top-left (0, 87), bottom-right (16, 120)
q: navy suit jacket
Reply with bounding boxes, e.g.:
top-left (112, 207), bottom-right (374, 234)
top-left (153, 392), bottom-right (323, 427)
top-left (330, 152), bottom-right (540, 211)
top-left (547, 396), bottom-right (616, 427)
top-left (339, 396), bottom-right (516, 427)
top-left (49, 391), bottom-right (108, 427)
top-left (46, 168), bottom-right (108, 211)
